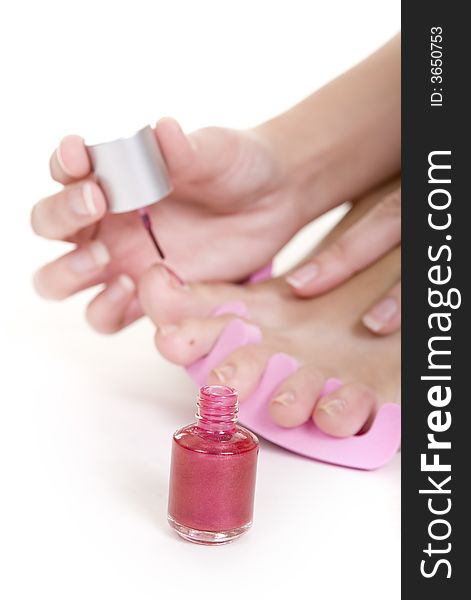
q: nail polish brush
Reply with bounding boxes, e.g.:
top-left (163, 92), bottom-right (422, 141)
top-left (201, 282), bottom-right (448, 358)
top-left (137, 207), bottom-right (166, 259)
top-left (86, 125), bottom-right (172, 259)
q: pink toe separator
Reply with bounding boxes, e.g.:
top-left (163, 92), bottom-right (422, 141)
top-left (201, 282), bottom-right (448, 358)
top-left (245, 262), bottom-right (274, 284)
top-left (186, 296), bottom-right (401, 470)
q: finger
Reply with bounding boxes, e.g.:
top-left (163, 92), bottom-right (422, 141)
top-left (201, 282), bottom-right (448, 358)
top-left (286, 188), bottom-right (401, 297)
top-left (33, 240), bottom-right (111, 300)
top-left (155, 118), bottom-right (237, 184)
top-left (120, 296), bottom-right (144, 328)
top-left (31, 181), bottom-right (106, 240)
top-left (86, 274), bottom-right (137, 334)
top-left (49, 135), bottom-right (91, 184)
top-left (155, 117), bottom-right (196, 176)
top-left (362, 281), bottom-right (401, 335)
top-left (111, 296), bottom-right (144, 330)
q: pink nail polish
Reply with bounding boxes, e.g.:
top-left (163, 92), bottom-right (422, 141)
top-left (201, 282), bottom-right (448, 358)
top-left (168, 385), bottom-right (259, 544)
top-left (161, 263), bottom-right (187, 288)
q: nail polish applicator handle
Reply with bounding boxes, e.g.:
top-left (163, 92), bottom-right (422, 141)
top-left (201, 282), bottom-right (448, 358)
top-left (86, 125), bottom-right (172, 213)
top-left (86, 125), bottom-right (172, 258)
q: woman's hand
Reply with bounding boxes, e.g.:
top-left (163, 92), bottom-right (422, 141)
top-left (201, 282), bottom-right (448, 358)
top-left (286, 188), bottom-right (401, 335)
top-left (31, 119), bottom-right (305, 333)
top-left (31, 37), bottom-right (401, 335)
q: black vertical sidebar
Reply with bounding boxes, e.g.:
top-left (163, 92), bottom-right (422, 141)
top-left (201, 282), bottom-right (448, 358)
top-left (402, 2), bottom-right (468, 597)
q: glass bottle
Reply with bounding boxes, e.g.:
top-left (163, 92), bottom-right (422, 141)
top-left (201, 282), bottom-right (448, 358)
top-left (168, 385), bottom-right (259, 544)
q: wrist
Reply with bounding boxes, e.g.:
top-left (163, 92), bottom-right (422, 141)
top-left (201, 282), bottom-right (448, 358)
top-left (254, 36), bottom-right (401, 224)
top-left (254, 109), bottom-right (341, 224)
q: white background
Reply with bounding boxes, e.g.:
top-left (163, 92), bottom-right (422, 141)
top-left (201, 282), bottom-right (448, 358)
top-left (0, 2), bottom-right (400, 599)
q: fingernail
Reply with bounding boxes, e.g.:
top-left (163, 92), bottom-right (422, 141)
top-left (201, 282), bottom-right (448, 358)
top-left (159, 264), bottom-right (189, 290)
top-left (286, 262), bottom-right (319, 288)
top-left (271, 391), bottom-right (296, 407)
top-left (212, 364), bottom-right (236, 384)
top-left (106, 274), bottom-right (135, 302)
top-left (317, 397), bottom-right (347, 417)
top-left (362, 297), bottom-right (397, 332)
top-left (69, 240), bottom-right (110, 273)
top-left (56, 142), bottom-right (74, 177)
top-left (159, 324), bottom-right (179, 336)
top-left (69, 183), bottom-right (97, 216)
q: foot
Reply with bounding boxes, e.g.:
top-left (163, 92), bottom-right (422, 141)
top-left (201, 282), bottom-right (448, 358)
top-left (138, 188), bottom-right (401, 437)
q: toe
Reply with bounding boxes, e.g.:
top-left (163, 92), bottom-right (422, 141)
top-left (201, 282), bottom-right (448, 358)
top-left (138, 263), bottom-right (242, 325)
top-left (313, 382), bottom-right (378, 437)
top-left (268, 365), bottom-right (326, 427)
top-left (155, 314), bottom-right (237, 366)
top-left (207, 344), bottom-right (272, 401)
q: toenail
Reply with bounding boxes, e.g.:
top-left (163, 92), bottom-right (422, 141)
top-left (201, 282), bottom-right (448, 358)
top-left (159, 324), bottom-right (179, 336)
top-left (362, 297), bottom-right (397, 332)
top-left (159, 264), bottom-right (189, 290)
top-left (212, 364), bottom-right (236, 384)
top-left (286, 262), bottom-right (319, 288)
top-left (271, 391), bottom-right (296, 407)
top-left (317, 397), bottom-right (347, 417)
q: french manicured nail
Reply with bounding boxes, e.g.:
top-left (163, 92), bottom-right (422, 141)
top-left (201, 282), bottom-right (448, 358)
top-left (69, 183), bottom-right (97, 216)
top-left (362, 297), bottom-right (397, 332)
top-left (159, 324), bottom-right (179, 336)
top-left (56, 142), bottom-right (74, 177)
top-left (68, 240), bottom-right (110, 273)
top-left (286, 262), bottom-right (319, 288)
top-left (317, 397), bottom-right (347, 417)
top-left (106, 274), bottom-right (135, 302)
top-left (212, 364), bottom-right (236, 384)
top-left (271, 391), bottom-right (296, 407)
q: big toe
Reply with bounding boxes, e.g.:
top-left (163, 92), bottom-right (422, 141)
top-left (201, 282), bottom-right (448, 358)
top-left (138, 263), bottom-right (241, 325)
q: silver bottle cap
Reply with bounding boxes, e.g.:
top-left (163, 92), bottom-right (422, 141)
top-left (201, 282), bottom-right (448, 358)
top-left (86, 125), bottom-right (172, 214)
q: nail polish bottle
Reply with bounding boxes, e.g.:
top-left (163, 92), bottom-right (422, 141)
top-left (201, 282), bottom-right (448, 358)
top-left (168, 385), bottom-right (259, 545)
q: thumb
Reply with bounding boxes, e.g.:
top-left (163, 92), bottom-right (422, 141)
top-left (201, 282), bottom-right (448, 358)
top-left (155, 117), bottom-right (237, 183)
top-left (155, 117), bottom-right (195, 176)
